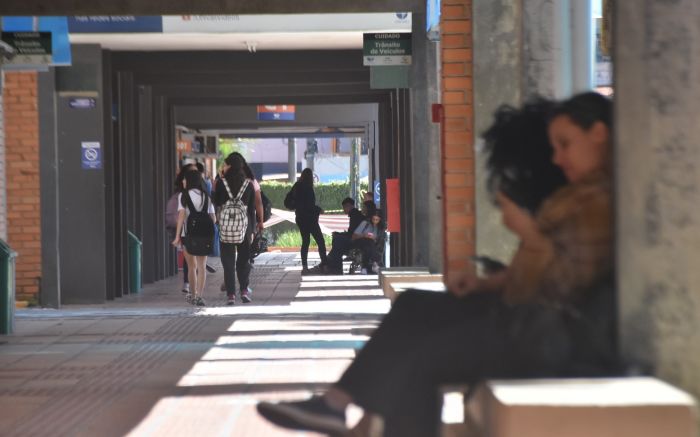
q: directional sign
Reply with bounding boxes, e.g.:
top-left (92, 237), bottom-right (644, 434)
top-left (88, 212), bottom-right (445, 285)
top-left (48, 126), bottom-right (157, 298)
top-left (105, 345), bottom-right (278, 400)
top-left (81, 142), bottom-right (102, 170)
top-left (257, 105), bottom-right (295, 121)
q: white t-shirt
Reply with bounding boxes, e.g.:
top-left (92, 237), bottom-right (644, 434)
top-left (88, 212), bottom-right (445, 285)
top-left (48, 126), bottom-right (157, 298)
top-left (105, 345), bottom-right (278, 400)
top-left (178, 189), bottom-right (215, 236)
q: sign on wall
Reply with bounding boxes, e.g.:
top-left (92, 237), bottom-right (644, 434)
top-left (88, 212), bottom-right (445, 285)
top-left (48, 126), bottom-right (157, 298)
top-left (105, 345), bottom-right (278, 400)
top-left (81, 142), bottom-right (102, 170)
top-left (363, 33), bottom-right (412, 66)
top-left (0, 31), bottom-right (52, 65)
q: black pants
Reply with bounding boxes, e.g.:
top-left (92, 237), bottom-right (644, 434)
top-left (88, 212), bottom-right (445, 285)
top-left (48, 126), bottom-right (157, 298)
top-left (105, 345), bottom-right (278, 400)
top-left (296, 216), bottom-right (327, 268)
top-left (352, 238), bottom-right (377, 270)
top-left (220, 236), bottom-right (251, 297)
top-left (327, 232), bottom-right (352, 270)
top-left (336, 290), bottom-right (575, 437)
top-left (182, 258), bottom-right (189, 284)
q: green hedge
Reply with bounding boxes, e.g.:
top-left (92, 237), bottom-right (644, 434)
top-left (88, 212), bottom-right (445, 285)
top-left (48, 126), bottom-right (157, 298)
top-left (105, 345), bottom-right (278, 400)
top-left (261, 181), bottom-right (369, 212)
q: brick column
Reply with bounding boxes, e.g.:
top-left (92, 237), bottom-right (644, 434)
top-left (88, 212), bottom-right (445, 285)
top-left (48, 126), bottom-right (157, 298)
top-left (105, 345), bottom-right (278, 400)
top-left (0, 80), bottom-right (6, 242)
top-left (441, 0), bottom-right (475, 278)
top-left (3, 72), bottom-right (41, 302)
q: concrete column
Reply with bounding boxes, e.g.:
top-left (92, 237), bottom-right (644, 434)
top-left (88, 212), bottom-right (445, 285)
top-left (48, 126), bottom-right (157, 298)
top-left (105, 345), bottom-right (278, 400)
top-left (473, 0), bottom-right (522, 263)
top-left (0, 73), bottom-right (6, 241)
top-left (616, 0), bottom-right (700, 399)
top-left (522, 0), bottom-right (572, 99)
top-left (570, 0), bottom-right (595, 92)
top-left (410, 13), bottom-right (442, 271)
top-left (287, 138), bottom-right (296, 182)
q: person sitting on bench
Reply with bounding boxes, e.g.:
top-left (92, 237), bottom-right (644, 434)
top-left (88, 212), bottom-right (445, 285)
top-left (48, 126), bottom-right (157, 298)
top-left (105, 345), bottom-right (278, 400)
top-left (324, 197), bottom-right (366, 275)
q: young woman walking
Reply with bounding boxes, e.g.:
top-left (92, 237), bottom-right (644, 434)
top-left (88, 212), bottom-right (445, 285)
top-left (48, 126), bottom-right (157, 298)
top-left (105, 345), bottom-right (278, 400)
top-left (290, 168), bottom-right (327, 274)
top-left (172, 170), bottom-right (216, 307)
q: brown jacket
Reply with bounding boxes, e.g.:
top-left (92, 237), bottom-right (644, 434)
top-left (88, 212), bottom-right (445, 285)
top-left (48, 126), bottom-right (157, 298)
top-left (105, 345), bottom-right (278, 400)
top-left (503, 172), bottom-right (613, 305)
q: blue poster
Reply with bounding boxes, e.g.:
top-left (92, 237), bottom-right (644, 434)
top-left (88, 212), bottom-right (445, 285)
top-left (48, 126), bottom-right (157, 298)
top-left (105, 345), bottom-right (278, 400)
top-left (81, 142), bottom-right (102, 170)
top-left (1, 16), bottom-right (71, 65)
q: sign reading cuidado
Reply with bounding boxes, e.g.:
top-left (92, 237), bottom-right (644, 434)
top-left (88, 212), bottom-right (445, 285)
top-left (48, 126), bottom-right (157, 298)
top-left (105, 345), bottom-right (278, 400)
top-left (1, 31), bottom-right (52, 65)
top-left (363, 33), bottom-right (412, 66)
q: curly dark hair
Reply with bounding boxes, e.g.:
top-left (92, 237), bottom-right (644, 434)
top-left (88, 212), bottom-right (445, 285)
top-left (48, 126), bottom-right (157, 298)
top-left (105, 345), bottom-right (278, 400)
top-left (482, 98), bottom-right (567, 214)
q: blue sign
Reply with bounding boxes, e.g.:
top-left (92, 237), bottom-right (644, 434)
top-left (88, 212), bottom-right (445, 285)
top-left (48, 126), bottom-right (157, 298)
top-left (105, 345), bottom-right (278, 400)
top-left (68, 16), bottom-right (163, 33)
top-left (374, 181), bottom-right (381, 206)
top-left (81, 142), bottom-right (102, 170)
top-left (1, 16), bottom-right (71, 65)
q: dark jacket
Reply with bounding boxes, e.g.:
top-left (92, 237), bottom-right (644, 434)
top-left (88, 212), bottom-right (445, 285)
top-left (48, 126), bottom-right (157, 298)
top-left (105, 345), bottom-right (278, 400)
top-left (292, 181), bottom-right (319, 221)
top-left (214, 171), bottom-right (255, 237)
top-left (348, 208), bottom-right (365, 234)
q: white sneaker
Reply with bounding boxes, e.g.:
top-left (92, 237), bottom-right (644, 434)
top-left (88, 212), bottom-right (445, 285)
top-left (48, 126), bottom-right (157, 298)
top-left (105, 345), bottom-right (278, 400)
top-left (181, 283), bottom-right (190, 294)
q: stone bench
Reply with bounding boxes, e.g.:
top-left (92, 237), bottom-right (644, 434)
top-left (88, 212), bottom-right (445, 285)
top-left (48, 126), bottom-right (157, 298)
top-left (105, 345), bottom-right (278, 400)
top-left (442, 377), bottom-right (698, 437)
top-left (378, 268), bottom-right (444, 301)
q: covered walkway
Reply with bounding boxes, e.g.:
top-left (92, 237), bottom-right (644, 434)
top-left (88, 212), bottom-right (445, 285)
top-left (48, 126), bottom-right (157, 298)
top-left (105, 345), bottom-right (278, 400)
top-left (0, 253), bottom-right (389, 436)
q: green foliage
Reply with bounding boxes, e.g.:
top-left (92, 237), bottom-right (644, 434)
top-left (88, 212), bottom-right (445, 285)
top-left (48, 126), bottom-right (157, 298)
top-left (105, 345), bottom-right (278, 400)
top-left (273, 230), bottom-right (332, 248)
top-left (261, 181), bottom-right (370, 212)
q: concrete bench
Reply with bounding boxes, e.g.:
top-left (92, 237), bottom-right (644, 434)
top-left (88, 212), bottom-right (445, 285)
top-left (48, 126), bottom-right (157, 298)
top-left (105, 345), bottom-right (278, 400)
top-left (442, 377), bottom-right (698, 437)
top-left (378, 267), bottom-right (430, 288)
top-left (381, 273), bottom-right (444, 301)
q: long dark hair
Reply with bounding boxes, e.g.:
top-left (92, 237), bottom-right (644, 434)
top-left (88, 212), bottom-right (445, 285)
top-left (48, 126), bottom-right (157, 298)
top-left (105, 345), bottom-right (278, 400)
top-left (180, 170), bottom-right (206, 207)
top-left (299, 168), bottom-right (314, 186)
top-left (174, 163), bottom-right (196, 193)
top-left (223, 152), bottom-right (247, 193)
top-left (549, 91), bottom-right (612, 131)
top-left (483, 98), bottom-right (567, 214)
top-left (229, 152), bottom-right (256, 180)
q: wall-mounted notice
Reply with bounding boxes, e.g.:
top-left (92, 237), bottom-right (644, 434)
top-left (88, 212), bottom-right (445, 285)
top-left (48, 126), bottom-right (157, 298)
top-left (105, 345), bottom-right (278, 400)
top-left (81, 142), bottom-right (102, 170)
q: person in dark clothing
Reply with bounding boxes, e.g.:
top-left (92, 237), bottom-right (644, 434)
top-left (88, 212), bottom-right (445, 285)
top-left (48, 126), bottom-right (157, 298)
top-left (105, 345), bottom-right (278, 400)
top-left (361, 200), bottom-right (377, 218)
top-left (291, 168), bottom-right (327, 275)
top-left (351, 210), bottom-right (385, 273)
top-left (213, 153), bottom-right (255, 305)
top-left (257, 93), bottom-right (616, 437)
top-left (325, 197), bottom-right (366, 275)
top-left (172, 163), bottom-right (196, 294)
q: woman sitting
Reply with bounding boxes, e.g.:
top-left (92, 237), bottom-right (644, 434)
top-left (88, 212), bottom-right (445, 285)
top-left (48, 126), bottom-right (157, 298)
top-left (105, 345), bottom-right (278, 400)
top-left (351, 210), bottom-right (386, 274)
top-left (257, 92), bottom-right (615, 437)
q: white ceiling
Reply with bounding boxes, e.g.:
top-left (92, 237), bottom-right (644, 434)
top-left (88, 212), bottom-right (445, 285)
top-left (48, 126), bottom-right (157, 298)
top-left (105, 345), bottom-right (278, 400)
top-left (69, 31), bottom-right (367, 51)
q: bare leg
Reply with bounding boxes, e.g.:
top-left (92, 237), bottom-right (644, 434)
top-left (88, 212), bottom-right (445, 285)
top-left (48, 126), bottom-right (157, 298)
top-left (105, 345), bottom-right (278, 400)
top-left (184, 251), bottom-right (197, 294)
top-left (195, 256), bottom-right (207, 296)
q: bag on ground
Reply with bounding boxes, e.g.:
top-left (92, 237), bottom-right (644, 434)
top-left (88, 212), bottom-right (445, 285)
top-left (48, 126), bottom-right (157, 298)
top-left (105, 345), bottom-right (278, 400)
top-left (183, 192), bottom-right (215, 256)
top-left (220, 179), bottom-right (250, 244)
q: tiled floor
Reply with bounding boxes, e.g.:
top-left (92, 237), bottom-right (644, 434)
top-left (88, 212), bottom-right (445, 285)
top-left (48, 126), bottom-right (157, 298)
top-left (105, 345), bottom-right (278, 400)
top-left (1, 253), bottom-right (390, 436)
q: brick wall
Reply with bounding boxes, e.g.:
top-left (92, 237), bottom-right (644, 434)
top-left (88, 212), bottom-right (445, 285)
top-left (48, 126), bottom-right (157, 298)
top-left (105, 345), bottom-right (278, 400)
top-left (3, 72), bottom-right (41, 302)
top-left (0, 86), bottom-right (6, 242)
top-left (441, 0), bottom-right (475, 278)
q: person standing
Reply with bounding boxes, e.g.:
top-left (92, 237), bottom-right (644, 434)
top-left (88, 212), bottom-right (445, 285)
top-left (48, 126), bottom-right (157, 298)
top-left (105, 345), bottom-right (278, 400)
top-left (171, 170), bottom-right (216, 307)
top-left (289, 168), bottom-right (327, 275)
top-left (214, 153), bottom-right (256, 305)
top-left (168, 163), bottom-right (196, 294)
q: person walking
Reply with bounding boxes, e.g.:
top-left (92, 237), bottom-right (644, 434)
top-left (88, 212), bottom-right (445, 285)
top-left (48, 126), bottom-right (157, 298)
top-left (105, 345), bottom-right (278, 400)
top-left (214, 153), bottom-right (256, 305)
top-left (171, 169), bottom-right (216, 307)
top-left (168, 163), bottom-right (196, 295)
top-left (289, 168), bottom-right (327, 274)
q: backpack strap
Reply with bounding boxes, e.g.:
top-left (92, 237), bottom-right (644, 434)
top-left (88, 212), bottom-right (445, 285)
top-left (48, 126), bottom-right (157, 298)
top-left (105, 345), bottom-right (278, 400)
top-left (183, 189), bottom-right (208, 213)
top-left (222, 178), bottom-right (250, 203)
top-left (235, 179), bottom-right (250, 202)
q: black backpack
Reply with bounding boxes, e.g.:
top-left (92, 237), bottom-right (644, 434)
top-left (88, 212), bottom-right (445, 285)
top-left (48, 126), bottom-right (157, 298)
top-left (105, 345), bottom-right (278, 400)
top-left (183, 190), bottom-right (215, 256)
top-left (284, 185), bottom-right (296, 210)
top-left (261, 191), bottom-right (272, 222)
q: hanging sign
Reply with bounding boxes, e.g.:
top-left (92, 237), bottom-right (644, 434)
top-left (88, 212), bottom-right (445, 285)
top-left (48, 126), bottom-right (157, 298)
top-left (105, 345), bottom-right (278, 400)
top-left (1, 31), bottom-right (52, 65)
top-left (257, 105), bottom-right (296, 121)
top-left (363, 33), bottom-right (412, 66)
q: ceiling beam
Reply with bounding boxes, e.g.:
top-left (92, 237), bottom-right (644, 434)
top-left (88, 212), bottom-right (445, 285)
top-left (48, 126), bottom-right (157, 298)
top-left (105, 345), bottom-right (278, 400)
top-left (1, 0), bottom-right (424, 15)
